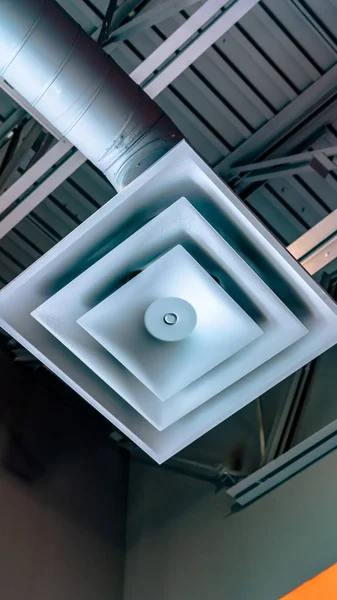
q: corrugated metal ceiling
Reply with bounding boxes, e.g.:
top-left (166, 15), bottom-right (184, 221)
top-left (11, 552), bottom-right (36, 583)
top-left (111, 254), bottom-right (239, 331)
top-left (1, 0), bottom-right (337, 285)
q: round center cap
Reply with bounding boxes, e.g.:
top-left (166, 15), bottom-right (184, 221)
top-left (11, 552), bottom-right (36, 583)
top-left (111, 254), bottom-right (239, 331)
top-left (145, 298), bottom-right (197, 342)
top-left (163, 312), bottom-right (178, 325)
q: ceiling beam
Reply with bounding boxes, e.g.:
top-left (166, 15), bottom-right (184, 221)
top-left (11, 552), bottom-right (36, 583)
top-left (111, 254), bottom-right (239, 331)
top-left (287, 209), bottom-right (337, 275)
top-left (214, 63), bottom-right (337, 179)
top-left (131, 0), bottom-right (260, 95)
top-left (0, 78), bottom-right (62, 140)
top-left (290, 0), bottom-right (337, 54)
top-left (233, 99), bottom-right (337, 198)
top-left (227, 414), bottom-right (337, 507)
top-left (0, 151), bottom-right (85, 240)
top-left (0, 139), bottom-right (72, 218)
top-left (229, 146), bottom-right (337, 182)
top-left (231, 146), bottom-right (337, 174)
top-left (1, 0), bottom-right (333, 263)
top-left (26, 132), bottom-right (55, 169)
top-left (103, 0), bottom-right (202, 48)
top-left (0, 0), bottom-right (259, 237)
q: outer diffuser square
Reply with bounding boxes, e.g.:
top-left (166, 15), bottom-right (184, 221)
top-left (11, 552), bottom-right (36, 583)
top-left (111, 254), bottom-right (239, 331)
top-left (77, 245), bottom-right (263, 401)
top-left (1, 141), bottom-right (337, 463)
top-left (30, 198), bottom-right (305, 432)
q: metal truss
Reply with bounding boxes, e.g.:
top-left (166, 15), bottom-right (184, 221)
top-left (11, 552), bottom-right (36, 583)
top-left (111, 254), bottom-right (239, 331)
top-left (229, 146), bottom-right (337, 183)
top-left (97, 0), bottom-right (119, 45)
top-left (0, 78), bottom-right (62, 140)
top-left (116, 438), bottom-right (245, 490)
top-left (0, 0), bottom-right (335, 274)
top-left (288, 209), bottom-right (337, 275)
top-left (103, 0), bottom-right (203, 49)
top-left (0, 150), bottom-right (85, 240)
top-left (215, 63), bottom-right (337, 180)
top-left (133, 0), bottom-right (261, 97)
top-left (0, 0), bottom-right (261, 240)
top-left (227, 271), bottom-right (337, 508)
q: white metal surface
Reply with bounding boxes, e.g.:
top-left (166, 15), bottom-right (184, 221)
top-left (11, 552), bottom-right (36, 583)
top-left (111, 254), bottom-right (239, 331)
top-left (0, 0), bottom-right (183, 237)
top-left (86, 246), bottom-right (260, 396)
top-left (77, 245), bottom-right (263, 401)
top-left (0, 0), bottom-right (180, 191)
top-left (28, 197), bottom-right (304, 431)
top-left (0, 0), bottom-right (261, 240)
top-left (1, 0), bottom-right (336, 261)
top-left (1, 142), bottom-right (337, 462)
top-left (144, 297), bottom-right (197, 343)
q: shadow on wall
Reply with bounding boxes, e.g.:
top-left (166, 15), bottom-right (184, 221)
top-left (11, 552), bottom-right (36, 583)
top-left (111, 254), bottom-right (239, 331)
top-left (0, 350), bottom-right (128, 600)
top-left (126, 461), bottom-right (215, 550)
top-left (126, 372), bottom-right (294, 550)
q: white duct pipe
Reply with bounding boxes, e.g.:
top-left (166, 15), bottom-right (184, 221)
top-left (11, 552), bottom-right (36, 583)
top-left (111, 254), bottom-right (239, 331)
top-left (0, 0), bottom-right (183, 190)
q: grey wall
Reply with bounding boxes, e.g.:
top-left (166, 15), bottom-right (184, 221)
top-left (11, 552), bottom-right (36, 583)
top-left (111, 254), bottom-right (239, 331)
top-left (124, 449), bottom-right (337, 600)
top-left (0, 354), bottom-right (127, 600)
top-left (292, 345), bottom-right (337, 446)
top-left (0, 447), bottom-right (127, 600)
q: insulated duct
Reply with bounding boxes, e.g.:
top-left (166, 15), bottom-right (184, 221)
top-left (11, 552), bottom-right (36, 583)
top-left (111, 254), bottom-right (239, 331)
top-left (0, 0), bottom-right (183, 190)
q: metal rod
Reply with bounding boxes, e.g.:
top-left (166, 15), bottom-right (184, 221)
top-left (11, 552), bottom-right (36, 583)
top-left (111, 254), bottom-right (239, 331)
top-left (98, 0), bottom-right (119, 45)
top-left (110, 0), bottom-right (146, 31)
top-left (256, 397), bottom-right (266, 465)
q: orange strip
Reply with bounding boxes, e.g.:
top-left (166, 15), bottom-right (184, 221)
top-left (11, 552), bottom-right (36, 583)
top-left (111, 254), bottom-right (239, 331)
top-left (280, 563), bottom-right (337, 599)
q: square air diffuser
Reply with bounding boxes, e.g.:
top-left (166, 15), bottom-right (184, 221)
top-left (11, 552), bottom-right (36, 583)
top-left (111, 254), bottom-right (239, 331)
top-left (1, 141), bottom-right (337, 463)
